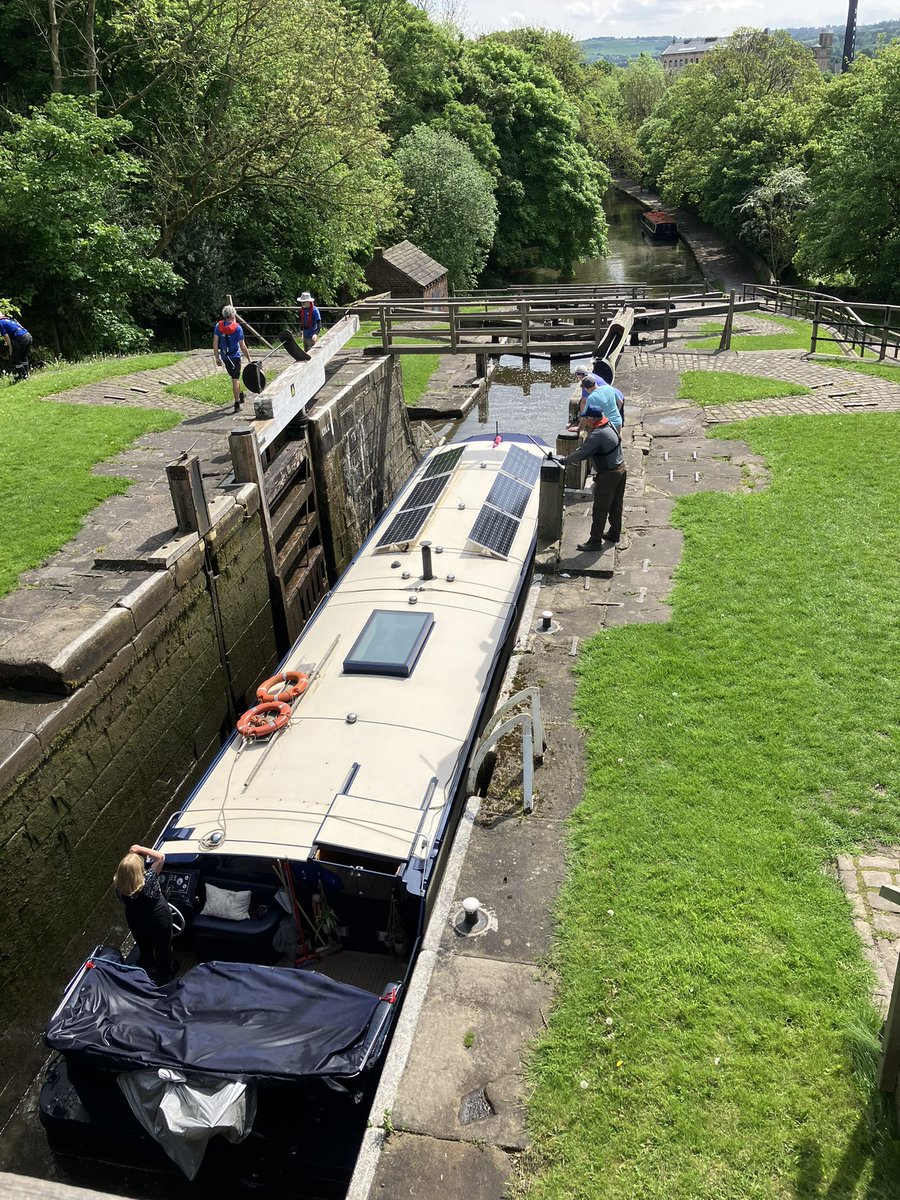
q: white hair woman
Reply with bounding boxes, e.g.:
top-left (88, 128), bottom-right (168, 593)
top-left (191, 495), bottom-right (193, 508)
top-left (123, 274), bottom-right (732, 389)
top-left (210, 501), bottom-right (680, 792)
top-left (114, 845), bottom-right (175, 985)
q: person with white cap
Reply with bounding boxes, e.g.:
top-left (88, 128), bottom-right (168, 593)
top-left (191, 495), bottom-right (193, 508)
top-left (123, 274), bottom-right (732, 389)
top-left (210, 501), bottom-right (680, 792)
top-left (297, 291), bottom-right (321, 350)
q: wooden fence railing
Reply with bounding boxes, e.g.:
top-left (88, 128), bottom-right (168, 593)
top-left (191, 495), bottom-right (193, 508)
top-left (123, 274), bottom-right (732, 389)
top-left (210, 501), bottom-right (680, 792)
top-left (743, 284), bottom-right (900, 360)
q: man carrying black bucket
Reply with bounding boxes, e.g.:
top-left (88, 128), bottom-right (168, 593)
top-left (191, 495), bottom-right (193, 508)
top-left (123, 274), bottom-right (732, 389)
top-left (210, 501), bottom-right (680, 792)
top-left (213, 304), bottom-right (253, 412)
top-left (0, 311), bottom-right (33, 382)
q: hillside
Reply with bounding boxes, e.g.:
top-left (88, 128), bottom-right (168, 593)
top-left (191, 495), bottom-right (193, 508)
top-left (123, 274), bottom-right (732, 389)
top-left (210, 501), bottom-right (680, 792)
top-left (580, 20), bottom-right (900, 66)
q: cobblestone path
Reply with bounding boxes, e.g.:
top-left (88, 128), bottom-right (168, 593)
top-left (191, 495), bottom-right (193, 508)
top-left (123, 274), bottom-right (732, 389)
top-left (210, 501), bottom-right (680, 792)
top-left (633, 347), bottom-right (900, 422)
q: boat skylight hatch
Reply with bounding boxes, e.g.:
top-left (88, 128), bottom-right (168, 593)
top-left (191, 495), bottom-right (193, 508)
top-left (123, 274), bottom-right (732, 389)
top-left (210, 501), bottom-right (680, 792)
top-left (501, 444), bottom-right (542, 486)
top-left (468, 505), bottom-right (519, 559)
top-left (422, 445), bottom-right (464, 479)
top-left (343, 609), bottom-right (434, 677)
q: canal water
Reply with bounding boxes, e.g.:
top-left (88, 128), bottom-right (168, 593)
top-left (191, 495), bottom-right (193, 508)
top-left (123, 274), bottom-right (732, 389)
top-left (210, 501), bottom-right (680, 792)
top-left (439, 187), bottom-right (704, 445)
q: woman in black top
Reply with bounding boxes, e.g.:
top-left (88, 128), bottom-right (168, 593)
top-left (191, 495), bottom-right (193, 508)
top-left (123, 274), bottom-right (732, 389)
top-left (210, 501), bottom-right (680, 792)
top-left (114, 845), bottom-right (174, 984)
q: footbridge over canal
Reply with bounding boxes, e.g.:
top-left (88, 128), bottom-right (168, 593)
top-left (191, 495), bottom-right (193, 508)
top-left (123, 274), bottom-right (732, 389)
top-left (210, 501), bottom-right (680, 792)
top-left (237, 284), bottom-right (761, 366)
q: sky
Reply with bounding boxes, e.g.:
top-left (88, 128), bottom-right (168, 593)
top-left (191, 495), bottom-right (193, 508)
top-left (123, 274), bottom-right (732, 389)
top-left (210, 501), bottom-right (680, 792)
top-left (462, 0), bottom-right (899, 40)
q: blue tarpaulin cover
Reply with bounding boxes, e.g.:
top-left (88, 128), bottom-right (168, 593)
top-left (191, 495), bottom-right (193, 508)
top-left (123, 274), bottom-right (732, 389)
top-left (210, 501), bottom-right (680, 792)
top-left (45, 959), bottom-right (382, 1081)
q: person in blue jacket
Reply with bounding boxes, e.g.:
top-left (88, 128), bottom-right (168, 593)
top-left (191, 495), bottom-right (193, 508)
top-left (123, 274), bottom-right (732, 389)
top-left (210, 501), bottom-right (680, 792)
top-left (0, 312), bottom-right (32, 382)
top-left (297, 291), bottom-right (321, 350)
top-left (213, 305), bottom-right (252, 412)
top-left (579, 376), bottom-right (624, 431)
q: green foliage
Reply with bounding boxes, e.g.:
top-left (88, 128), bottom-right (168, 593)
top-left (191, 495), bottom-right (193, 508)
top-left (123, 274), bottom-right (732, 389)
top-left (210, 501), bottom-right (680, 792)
top-left (526, 412), bottom-right (900, 1198)
top-left (618, 54), bottom-right (667, 126)
top-left (737, 167), bottom-right (811, 282)
top-left (394, 126), bottom-right (498, 290)
top-left (0, 96), bottom-right (177, 354)
top-left (677, 369), bottom-right (811, 405)
top-left (796, 44), bottom-right (900, 297)
top-left (458, 38), bottom-right (609, 274)
top-left (0, 356), bottom-right (183, 595)
top-left (640, 29), bottom-right (822, 255)
top-left (343, 0), bottom-right (461, 136)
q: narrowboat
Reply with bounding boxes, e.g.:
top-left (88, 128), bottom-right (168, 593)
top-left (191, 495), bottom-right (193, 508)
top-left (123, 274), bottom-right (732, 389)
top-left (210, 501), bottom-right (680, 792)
top-left (40, 434), bottom-right (548, 1192)
top-left (640, 209), bottom-right (678, 241)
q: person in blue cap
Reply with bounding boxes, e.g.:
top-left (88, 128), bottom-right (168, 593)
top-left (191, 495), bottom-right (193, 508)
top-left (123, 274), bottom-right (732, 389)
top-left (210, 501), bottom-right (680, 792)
top-left (557, 412), bottom-right (627, 552)
top-left (0, 311), bottom-right (32, 382)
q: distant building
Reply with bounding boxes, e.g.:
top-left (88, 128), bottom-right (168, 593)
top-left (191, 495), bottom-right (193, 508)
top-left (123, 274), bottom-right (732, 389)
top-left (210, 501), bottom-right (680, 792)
top-left (811, 29), bottom-right (836, 73)
top-left (659, 37), bottom-right (725, 73)
top-left (364, 241), bottom-right (448, 305)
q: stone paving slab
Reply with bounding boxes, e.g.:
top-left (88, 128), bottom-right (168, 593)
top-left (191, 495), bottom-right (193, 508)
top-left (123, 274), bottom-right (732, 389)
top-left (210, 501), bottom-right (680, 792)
top-left (369, 1134), bottom-right (512, 1199)
top-left (391, 955), bottom-right (552, 1150)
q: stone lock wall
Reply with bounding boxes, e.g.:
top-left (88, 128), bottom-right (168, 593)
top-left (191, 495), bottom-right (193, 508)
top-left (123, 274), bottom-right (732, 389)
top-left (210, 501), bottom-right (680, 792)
top-left (0, 485), bottom-right (278, 1126)
top-left (307, 355), bottom-right (418, 577)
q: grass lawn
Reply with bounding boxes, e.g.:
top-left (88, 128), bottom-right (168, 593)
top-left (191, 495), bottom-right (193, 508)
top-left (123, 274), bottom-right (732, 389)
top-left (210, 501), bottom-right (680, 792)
top-left (347, 320), bottom-right (440, 405)
top-left (0, 353), bottom-right (183, 400)
top-left (525, 413), bottom-right (900, 1199)
top-left (824, 359), bottom-right (900, 384)
top-left (677, 370), bottom-right (812, 406)
top-left (0, 356), bottom-right (184, 597)
top-left (693, 311), bottom-right (813, 352)
top-left (165, 371), bottom-right (279, 406)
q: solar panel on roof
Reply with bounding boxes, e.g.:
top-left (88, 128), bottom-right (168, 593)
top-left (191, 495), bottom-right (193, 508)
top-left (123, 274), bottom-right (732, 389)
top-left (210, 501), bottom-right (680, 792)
top-left (422, 445), bottom-right (464, 479)
top-left (403, 475), bottom-right (450, 512)
top-left (468, 505), bottom-right (519, 559)
top-left (501, 445), bottom-right (541, 486)
top-left (486, 474), bottom-right (531, 519)
top-left (375, 505), bottom-right (432, 548)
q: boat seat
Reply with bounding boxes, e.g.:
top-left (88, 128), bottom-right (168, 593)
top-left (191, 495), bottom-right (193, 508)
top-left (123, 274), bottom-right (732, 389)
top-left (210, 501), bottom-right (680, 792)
top-left (190, 879), bottom-right (282, 964)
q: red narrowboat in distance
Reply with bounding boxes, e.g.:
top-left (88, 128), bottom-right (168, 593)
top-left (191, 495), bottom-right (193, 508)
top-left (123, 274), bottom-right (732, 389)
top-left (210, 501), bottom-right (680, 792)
top-left (640, 210), bottom-right (678, 241)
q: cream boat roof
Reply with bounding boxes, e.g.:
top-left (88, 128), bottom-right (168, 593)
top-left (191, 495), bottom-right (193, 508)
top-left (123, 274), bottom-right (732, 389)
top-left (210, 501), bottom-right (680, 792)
top-left (160, 440), bottom-right (543, 868)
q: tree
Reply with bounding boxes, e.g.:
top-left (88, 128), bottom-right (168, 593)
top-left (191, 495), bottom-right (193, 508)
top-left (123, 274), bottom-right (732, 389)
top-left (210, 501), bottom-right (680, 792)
top-left (0, 95), bottom-right (177, 353)
top-left (737, 167), bottom-right (811, 281)
top-left (640, 28), bottom-right (822, 247)
top-left (394, 125), bottom-right (498, 289)
top-left (618, 54), bottom-right (667, 126)
top-left (796, 44), bottom-right (900, 295)
top-left (103, 0), bottom-right (398, 258)
top-left (456, 38), bottom-right (609, 274)
top-left (342, 0), bottom-right (461, 135)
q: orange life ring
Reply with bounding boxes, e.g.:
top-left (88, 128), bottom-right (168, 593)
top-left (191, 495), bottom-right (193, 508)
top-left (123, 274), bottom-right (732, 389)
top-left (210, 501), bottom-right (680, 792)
top-left (256, 670), bottom-right (310, 703)
top-left (236, 701), bottom-right (292, 739)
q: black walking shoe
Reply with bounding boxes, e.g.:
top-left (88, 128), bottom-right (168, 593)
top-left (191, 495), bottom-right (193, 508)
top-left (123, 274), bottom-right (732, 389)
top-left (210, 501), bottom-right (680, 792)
top-left (576, 541), bottom-right (605, 552)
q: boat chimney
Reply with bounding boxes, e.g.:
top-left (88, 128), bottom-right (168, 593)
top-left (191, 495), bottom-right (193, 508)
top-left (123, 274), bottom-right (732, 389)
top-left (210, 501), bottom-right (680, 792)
top-left (421, 541), bottom-right (434, 581)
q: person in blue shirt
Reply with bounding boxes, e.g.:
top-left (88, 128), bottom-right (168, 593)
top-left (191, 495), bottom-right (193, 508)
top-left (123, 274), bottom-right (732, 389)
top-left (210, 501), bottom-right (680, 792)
top-left (0, 312), bottom-right (32, 382)
top-left (297, 291), bottom-right (321, 350)
top-left (579, 376), bottom-right (624, 431)
top-left (213, 305), bottom-right (252, 412)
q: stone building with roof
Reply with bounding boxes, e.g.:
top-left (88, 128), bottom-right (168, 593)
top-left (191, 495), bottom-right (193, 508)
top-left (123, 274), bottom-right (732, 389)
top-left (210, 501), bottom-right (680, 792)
top-left (364, 241), bottom-right (449, 304)
top-left (659, 36), bottom-right (725, 73)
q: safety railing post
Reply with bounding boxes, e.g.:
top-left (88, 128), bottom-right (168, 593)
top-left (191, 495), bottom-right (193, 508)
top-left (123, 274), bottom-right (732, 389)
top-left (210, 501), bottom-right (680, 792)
top-left (811, 301), bottom-right (821, 353)
top-left (880, 305), bottom-right (890, 361)
top-left (379, 306), bottom-right (389, 353)
top-left (662, 301), bottom-right (670, 348)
